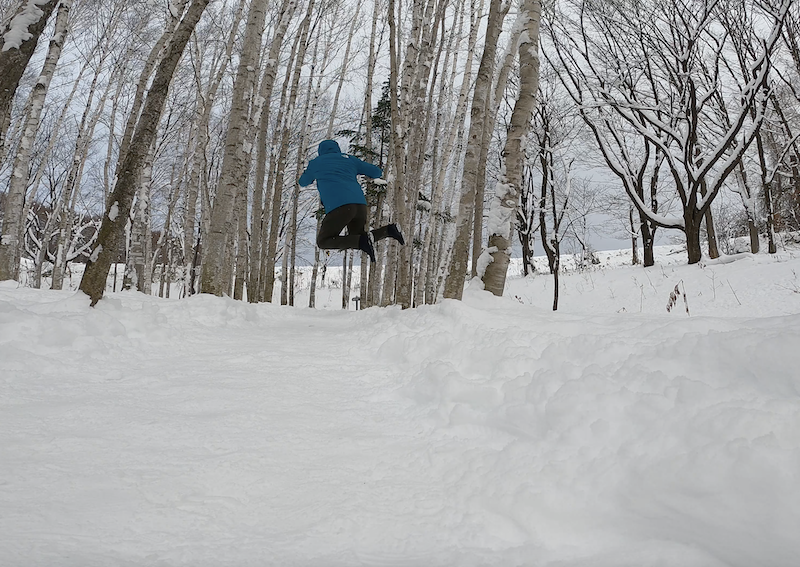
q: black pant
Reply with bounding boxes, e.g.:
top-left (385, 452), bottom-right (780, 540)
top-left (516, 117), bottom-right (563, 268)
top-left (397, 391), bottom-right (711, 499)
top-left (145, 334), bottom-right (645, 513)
top-left (317, 204), bottom-right (391, 250)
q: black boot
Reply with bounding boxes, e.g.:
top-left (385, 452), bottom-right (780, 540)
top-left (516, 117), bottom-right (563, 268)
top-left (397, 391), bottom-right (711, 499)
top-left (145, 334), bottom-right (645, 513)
top-left (359, 232), bottom-right (376, 262)
top-left (387, 223), bottom-right (405, 245)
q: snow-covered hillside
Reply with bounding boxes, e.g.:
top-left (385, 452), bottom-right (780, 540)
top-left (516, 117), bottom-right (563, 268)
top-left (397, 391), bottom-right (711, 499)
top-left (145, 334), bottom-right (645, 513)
top-left (2, 248), bottom-right (799, 566)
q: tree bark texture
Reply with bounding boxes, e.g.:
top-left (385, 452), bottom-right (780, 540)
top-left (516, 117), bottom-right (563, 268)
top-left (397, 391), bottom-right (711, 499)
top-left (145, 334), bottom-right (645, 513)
top-left (51, 52), bottom-right (110, 290)
top-left (79, 0), bottom-right (211, 306)
top-left (184, 0), bottom-right (248, 297)
top-left (262, 0), bottom-right (314, 303)
top-left (0, 0), bottom-right (58, 153)
top-left (248, 0), bottom-right (297, 302)
top-left (481, 0), bottom-right (541, 296)
top-left (0, 0), bottom-right (68, 282)
top-left (200, 0), bottom-right (268, 296)
top-left (443, 0), bottom-right (506, 300)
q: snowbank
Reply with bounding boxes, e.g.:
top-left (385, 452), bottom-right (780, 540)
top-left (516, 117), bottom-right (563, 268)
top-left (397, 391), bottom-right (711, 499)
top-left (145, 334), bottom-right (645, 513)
top-left (1, 251), bottom-right (799, 566)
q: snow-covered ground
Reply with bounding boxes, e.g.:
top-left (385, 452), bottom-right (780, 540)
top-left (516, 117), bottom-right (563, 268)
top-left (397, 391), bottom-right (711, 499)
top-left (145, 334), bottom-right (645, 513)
top-left (2, 246), bottom-right (800, 566)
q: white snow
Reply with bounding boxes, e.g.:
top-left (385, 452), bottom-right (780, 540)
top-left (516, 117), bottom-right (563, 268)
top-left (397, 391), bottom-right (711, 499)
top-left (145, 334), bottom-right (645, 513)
top-left (1, 246), bottom-right (800, 565)
top-left (476, 246), bottom-right (497, 278)
top-left (1, 0), bottom-right (50, 52)
top-left (108, 201), bottom-right (119, 221)
top-left (486, 181), bottom-right (516, 241)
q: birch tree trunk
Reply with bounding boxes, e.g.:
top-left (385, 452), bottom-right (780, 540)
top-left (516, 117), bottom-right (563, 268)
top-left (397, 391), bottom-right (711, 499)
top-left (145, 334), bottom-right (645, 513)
top-left (79, 0), bottom-right (211, 306)
top-left (287, 35), bottom-right (327, 307)
top-left (50, 183), bottom-right (79, 289)
top-left (382, 0), bottom-right (410, 306)
top-left (283, 33), bottom-right (324, 306)
top-left (421, 0), bottom-right (478, 304)
top-left (414, 0), bottom-right (466, 307)
top-left (11, 2), bottom-right (76, 279)
top-left (481, 0), bottom-right (541, 296)
top-left (262, 0), bottom-right (314, 303)
top-left (201, 0), bottom-right (269, 296)
top-left (471, 7), bottom-right (518, 278)
top-left (182, 109), bottom-right (206, 296)
top-left (396, 0), bottom-right (447, 308)
top-left (342, 250), bottom-right (351, 309)
top-left (52, 50), bottom-right (112, 290)
top-left (151, 158), bottom-right (184, 294)
top-left (114, 0), bottom-right (188, 183)
top-left (306, 3), bottom-right (361, 308)
top-left (232, 177), bottom-right (249, 299)
top-left (443, 0), bottom-right (506, 300)
top-left (0, 0), bottom-right (68, 282)
top-left (758, 133), bottom-right (778, 254)
top-left (326, 4), bottom-right (360, 138)
top-left (248, 0), bottom-right (297, 302)
top-left (369, 189), bottom-right (386, 305)
top-left (309, 215), bottom-right (323, 307)
top-left (184, 0), bottom-right (247, 297)
top-left (0, 0), bottom-right (58, 153)
top-left (104, 66), bottom-right (125, 207)
top-left (31, 52), bottom-right (99, 288)
top-left (359, 0), bottom-right (380, 309)
top-left (259, 46), bottom-right (302, 302)
top-left (124, 141), bottom-right (156, 293)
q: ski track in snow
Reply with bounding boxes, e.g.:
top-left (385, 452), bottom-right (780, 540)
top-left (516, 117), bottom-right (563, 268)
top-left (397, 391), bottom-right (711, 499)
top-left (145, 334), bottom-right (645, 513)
top-left (2, 254), bottom-right (800, 566)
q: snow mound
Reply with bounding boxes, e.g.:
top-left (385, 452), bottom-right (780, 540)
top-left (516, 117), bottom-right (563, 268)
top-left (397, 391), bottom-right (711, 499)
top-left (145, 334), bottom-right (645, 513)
top-left (1, 257), bottom-right (799, 565)
top-left (360, 294), bottom-right (800, 564)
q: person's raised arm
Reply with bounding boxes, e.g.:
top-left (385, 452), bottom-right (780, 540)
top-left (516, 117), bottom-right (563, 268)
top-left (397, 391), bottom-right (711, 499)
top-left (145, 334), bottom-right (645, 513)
top-left (356, 158), bottom-right (382, 180)
top-left (298, 162), bottom-right (316, 186)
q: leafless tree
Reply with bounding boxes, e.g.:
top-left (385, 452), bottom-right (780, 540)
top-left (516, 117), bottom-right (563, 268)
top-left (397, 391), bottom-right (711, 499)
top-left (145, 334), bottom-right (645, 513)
top-left (80, 0), bottom-right (211, 305)
top-left (480, 0), bottom-right (542, 297)
top-left (546, 0), bottom-right (791, 264)
top-left (0, 0), bottom-right (58, 158)
top-left (200, 0), bottom-right (269, 297)
top-left (0, 0), bottom-right (68, 281)
top-left (443, 0), bottom-right (508, 300)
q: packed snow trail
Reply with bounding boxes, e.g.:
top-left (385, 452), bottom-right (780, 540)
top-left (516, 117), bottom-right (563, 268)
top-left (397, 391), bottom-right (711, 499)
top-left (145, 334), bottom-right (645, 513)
top-left (1, 282), bottom-right (799, 566)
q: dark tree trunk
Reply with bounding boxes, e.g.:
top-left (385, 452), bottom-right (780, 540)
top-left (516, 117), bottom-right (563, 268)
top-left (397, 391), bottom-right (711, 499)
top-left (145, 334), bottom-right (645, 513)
top-left (540, 220), bottom-right (556, 274)
top-left (188, 236), bottom-right (201, 297)
top-left (519, 228), bottom-right (533, 276)
top-left (704, 208), bottom-right (720, 259)
top-left (685, 213), bottom-right (703, 264)
top-left (0, 0), bottom-right (58, 149)
top-left (747, 216), bottom-right (760, 254)
top-left (79, 0), bottom-right (211, 305)
top-left (764, 179), bottom-right (777, 254)
top-left (552, 242), bottom-right (560, 311)
top-left (641, 216), bottom-right (655, 267)
top-left (629, 207), bottom-right (639, 265)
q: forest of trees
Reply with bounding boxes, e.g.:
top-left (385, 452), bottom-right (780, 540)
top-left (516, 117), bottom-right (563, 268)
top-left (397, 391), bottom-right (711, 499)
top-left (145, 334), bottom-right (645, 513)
top-left (0, 0), bottom-right (797, 309)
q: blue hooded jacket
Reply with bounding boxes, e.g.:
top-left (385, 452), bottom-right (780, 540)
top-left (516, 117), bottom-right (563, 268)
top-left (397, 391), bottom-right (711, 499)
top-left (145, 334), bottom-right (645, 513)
top-left (298, 140), bottom-right (383, 213)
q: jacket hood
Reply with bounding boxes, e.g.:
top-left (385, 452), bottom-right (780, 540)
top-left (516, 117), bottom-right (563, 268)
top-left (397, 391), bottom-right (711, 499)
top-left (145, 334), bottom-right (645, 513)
top-left (318, 140), bottom-right (341, 155)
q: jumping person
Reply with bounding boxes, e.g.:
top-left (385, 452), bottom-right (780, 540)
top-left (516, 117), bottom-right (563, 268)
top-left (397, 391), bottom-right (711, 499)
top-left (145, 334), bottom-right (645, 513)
top-left (299, 139), bottom-right (404, 262)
